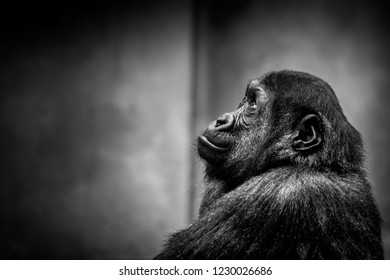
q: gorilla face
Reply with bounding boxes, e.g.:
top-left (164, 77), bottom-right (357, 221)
top-left (198, 80), bottom-right (271, 179)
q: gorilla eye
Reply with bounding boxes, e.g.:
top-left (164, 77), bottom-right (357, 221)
top-left (246, 88), bottom-right (259, 109)
top-left (249, 101), bottom-right (257, 109)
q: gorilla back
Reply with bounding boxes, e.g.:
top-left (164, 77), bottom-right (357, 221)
top-left (155, 70), bottom-right (384, 259)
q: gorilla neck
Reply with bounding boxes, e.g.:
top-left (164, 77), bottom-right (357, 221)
top-left (199, 165), bottom-right (366, 218)
top-left (200, 169), bottom-right (256, 216)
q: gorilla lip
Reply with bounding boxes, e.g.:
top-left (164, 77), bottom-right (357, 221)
top-left (198, 135), bottom-right (228, 151)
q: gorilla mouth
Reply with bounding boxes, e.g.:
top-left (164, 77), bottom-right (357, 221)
top-left (198, 135), bottom-right (229, 151)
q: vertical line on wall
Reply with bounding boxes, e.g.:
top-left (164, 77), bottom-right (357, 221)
top-left (188, 0), bottom-right (210, 222)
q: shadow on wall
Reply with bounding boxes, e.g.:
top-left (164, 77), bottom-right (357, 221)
top-left (0, 2), bottom-right (191, 259)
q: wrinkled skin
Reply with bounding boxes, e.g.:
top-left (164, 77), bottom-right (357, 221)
top-left (198, 80), bottom-right (273, 185)
top-left (155, 70), bottom-right (384, 260)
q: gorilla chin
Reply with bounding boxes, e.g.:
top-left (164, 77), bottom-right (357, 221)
top-left (197, 136), bottom-right (228, 165)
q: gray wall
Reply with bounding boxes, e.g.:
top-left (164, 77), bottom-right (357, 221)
top-left (0, 2), bottom-right (191, 259)
top-left (0, 0), bottom-right (389, 259)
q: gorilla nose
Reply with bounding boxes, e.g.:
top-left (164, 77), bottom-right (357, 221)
top-left (215, 113), bottom-right (234, 131)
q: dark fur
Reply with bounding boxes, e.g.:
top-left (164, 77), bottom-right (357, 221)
top-left (155, 70), bottom-right (384, 259)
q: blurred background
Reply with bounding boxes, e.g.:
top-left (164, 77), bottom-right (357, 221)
top-left (0, 0), bottom-right (389, 259)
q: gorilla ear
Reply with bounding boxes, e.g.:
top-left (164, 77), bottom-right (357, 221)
top-left (292, 114), bottom-right (322, 151)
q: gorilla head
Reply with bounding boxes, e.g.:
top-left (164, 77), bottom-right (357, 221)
top-left (198, 70), bottom-right (363, 184)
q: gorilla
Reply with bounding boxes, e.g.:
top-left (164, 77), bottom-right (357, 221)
top-left (155, 70), bottom-right (384, 259)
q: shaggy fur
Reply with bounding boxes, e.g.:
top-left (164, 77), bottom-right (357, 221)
top-left (154, 70), bottom-right (383, 259)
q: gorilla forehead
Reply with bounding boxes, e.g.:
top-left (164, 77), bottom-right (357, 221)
top-left (257, 70), bottom-right (342, 115)
top-left (258, 70), bottom-right (335, 97)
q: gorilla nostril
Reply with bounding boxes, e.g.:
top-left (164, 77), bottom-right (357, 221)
top-left (215, 113), bottom-right (234, 130)
top-left (216, 118), bottom-right (225, 127)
